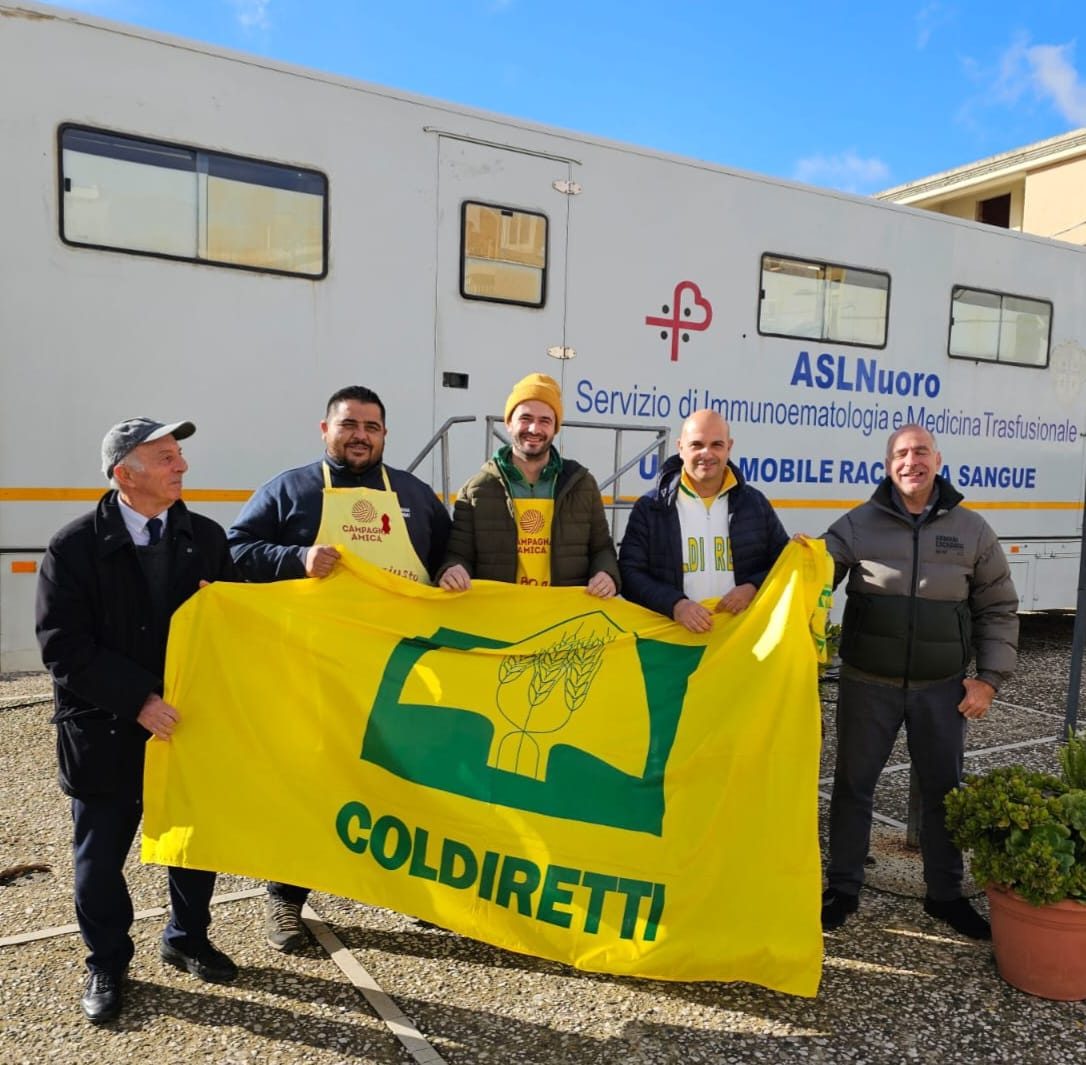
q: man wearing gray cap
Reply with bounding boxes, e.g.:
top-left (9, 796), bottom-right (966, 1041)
top-left (36, 418), bottom-right (238, 1024)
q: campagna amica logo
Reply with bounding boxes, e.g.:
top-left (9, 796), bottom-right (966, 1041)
top-left (519, 509), bottom-right (546, 534)
top-left (352, 499), bottom-right (378, 522)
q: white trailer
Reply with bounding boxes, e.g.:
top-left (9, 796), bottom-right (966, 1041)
top-left (3, 0), bottom-right (1086, 669)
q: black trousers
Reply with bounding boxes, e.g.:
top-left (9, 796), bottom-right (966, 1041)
top-left (267, 881), bottom-right (310, 905)
top-left (826, 673), bottom-right (967, 901)
top-left (71, 792), bottom-right (215, 975)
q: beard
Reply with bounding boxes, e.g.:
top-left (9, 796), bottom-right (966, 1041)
top-left (335, 441), bottom-right (382, 473)
top-left (512, 433), bottom-right (551, 460)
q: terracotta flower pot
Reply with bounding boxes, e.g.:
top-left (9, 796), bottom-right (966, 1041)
top-left (986, 884), bottom-right (1086, 1001)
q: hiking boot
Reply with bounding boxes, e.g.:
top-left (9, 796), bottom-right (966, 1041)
top-left (264, 894), bottom-right (309, 952)
top-left (821, 887), bottom-right (859, 931)
top-left (923, 896), bottom-right (991, 940)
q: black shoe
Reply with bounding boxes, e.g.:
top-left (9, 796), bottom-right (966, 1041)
top-left (160, 939), bottom-right (239, 983)
top-left (81, 969), bottom-right (122, 1024)
top-left (923, 896), bottom-right (991, 940)
top-left (821, 888), bottom-right (859, 931)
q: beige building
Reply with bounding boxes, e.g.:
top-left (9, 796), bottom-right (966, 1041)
top-left (875, 127), bottom-right (1086, 245)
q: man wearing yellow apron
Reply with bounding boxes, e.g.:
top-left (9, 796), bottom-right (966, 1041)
top-left (228, 385), bottom-right (450, 951)
top-left (438, 373), bottom-right (619, 598)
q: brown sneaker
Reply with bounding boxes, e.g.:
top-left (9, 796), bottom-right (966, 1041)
top-left (264, 895), bottom-right (309, 952)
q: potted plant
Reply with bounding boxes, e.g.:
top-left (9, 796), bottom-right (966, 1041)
top-left (945, 728), bottom-right (1086, 1000)
top-left (818, 621), bottom-right (842, 680)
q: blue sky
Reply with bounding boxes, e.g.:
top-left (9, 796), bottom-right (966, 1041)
top-left (58, 0), bottom-right (1086, 194)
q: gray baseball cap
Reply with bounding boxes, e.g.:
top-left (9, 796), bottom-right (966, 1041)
top-left (101, 417), bottom-right (196, 479)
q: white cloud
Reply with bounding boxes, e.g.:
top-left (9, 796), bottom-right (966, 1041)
top-left (792, 151), bottom-right (892, 194)
top-left (1026, 42), bottom-right (1086, 124)
top-left (981, 35), bottom-right (1086, 125)
top-left (232, 0), bottom-right (271, 32)
top-left (915, 2), bottom-right (953, 50)
top-left (989, 33), bottom-right (1032, 106)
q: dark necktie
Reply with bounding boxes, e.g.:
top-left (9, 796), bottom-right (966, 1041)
top-left (146, 517), bottom-right (163, 546)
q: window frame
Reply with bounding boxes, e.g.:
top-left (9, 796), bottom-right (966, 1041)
top-left (947, 284), bottom-right (1052, 369)
top-left (459, 200), bottom-right (549, 309)
top-left (58, 123), bottom-right (329, 280)
top-left (757, 251), bottom-right (890, 350)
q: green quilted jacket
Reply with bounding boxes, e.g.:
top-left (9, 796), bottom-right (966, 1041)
top-left (438, 457), bottom-right (620, 588)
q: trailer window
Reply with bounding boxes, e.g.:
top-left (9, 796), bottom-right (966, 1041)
top-left (758, 254), bottom-right (889, 348)
top-left (460, 202), bottom-right (547, 307)
top-left (59, 126), bottom-right (327, 278)
top-left (949, 287), bottom-right (1051, 367)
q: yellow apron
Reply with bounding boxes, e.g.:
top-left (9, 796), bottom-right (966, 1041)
top-left (513, 497), bottom-right (554, 586)
top-left (315, 463), bottom-right (431, 584)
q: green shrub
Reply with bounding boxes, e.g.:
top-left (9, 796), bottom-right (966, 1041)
top-left (1059, 727), bottom-right (1086, 789)
top-left (944, 731), bottom-right (1086, 907)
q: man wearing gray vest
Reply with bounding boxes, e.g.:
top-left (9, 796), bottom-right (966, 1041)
top-left (36, 418), bottom-right (238, 1025)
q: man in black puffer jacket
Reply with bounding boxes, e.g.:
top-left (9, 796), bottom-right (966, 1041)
top-left (820, 424), bottom-right (1018, 940)
top-left (619, 409), bottom-right (789, 633)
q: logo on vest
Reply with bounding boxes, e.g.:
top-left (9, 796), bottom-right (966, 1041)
top-left (359, 612), bottom-right (704, 835)
top-left (519, 509), bottom-right (546, 534)
top-left (342, 501), bottom-right (392, 541)
top-left (518, 508), bottom-right (550, 554)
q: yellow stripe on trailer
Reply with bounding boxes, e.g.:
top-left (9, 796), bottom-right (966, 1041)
top-left (0, 488), bottom-right (254, 503)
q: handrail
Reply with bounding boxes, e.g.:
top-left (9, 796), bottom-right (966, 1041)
top-left (407, 414), bottom-right (671, 535)
top-left (484, 416), bottom-right (670, 539)
top-left (405, 416), bottom-right (476, 512)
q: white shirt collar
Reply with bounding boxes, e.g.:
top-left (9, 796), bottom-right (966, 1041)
top-left (117, 498), bottom-right (169, 546)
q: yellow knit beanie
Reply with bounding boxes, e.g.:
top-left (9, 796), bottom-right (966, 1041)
top-left (504, 373), bottom-right (563, 430)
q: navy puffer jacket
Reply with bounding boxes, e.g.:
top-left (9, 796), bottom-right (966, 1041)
top-left (619, 455), bottom-right (789, 619)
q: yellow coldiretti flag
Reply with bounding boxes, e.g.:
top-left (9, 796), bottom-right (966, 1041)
top-left (143, 540), bottom-right (832, 996)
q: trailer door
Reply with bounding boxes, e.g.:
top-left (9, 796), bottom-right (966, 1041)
top-left (434, 136), bottom-right (573, 493)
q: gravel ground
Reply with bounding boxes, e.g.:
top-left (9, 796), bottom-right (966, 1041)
top-left (3, 615), bottom-right (1085, 1064)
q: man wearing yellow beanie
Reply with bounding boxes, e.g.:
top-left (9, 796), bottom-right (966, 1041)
top-left (438, 373), bottom-right (619, 595)
top-left (501, 372), bottom-right (565, 430)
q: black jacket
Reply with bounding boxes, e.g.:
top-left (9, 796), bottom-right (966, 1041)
top-left (824, 476), bottom-right (1018, 687)
top-left (619, 455), bottom-right (789, 618)
top-left (36, 492), bottom-right (234, 796)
